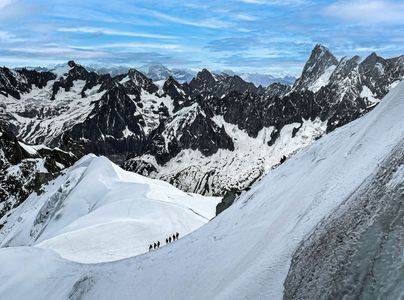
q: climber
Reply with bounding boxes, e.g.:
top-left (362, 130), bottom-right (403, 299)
top-left (172, 234), bottom-right (176, 241)
top-left (157, 241), bottom-right (160, 248)
top-left (154, 242), bottom-right (157, 249)
top-left (149, 244), bottom-right (153, 251)
top-left (176, 232), bottom-right (179, 240)
top-left (280, 155), bottom-right (287, 164)
top-left (166, 238), bottom-right (168, 244)
top-left (169, 236), bottom-right (172, 243)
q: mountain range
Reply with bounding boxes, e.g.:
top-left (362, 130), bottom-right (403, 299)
top-left (1, 73), bottom-right (403, 299)
top-left (18, 63), bottom-right (296, 87)
top-left (0, 44), bottom-right (403, 215)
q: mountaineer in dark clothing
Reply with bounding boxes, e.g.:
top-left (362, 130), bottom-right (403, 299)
top-left (166, 238), bottom-right (168, 244)
top-left (149, 244), bottom-right (153, 251)
top-left (172, 234), bottom-right (176, 241)
top-left (169, 236), bottom-right (172, 243)
top-left (154, 243), bottom-right (157, 249)
top-left (157, 241), bottom-right (160, 248)
top-left (176, 232), bottom-right (179, 239)
top-left (280, 155), bottom-right (287, 164)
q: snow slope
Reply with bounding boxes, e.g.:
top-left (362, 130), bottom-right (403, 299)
top-left (0, 155), bottom-right (219, 263)
top-left (0, 81), bottom-right (403, 299)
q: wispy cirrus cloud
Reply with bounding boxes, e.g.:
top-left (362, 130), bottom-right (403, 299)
top-left (141, 8), bottom-right (232, 29)
top-left (234, 13), bottom-right (257, 21)
top-left (324, 0), bottom-right (404, 24)
top-left (237, 0), bottom-right (306, 5)
top-left (58, 27), bottom-right (176, 39)
top-left (0, 30), bottom-right (15, 39)
top-left (95, 42), bottom-right (183, 50)
top-left (2, 45), bottom-right (107, 59)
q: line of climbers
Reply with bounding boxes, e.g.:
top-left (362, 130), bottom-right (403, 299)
top-left (149, 232), bottom-right (179, 251)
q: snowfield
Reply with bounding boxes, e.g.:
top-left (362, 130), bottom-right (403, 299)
top-left (0, 155), bottom-right (219, 263)
top-left (0, 81), bottom-right (403, 299)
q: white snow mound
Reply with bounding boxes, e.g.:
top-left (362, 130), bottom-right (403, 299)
top-left (0, 155), bottom-right (220, 263)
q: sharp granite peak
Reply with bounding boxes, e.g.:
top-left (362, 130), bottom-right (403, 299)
top-left (0, 44), bottom-right (403, 210)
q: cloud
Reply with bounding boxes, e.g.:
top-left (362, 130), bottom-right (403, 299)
top-left (0, 30), bottom-right (15, 39)
top-left (0, 0), bottom-right (14, 9)
top-left (0, 0), bottom-right (43, 21)
top-left (237, 0), bottom-right (305, 5)
top-left (57, 27), bottom-right (176, 39)
top-left (206, 37), bottom-right (258, 52)
top-left (324, 0), bottom-right (404, 24)
top-left (2, 45), bottom-right (107, 59)
top-left (141, 8), bottom-right (232, 29)
top-left (94, 43), bottom-right (182, 50)
top-left (234, 13), bottom-right (257, 21)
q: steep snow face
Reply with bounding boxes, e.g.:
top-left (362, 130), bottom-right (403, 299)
top-left (0, 155), bottom-right (219, 263)
top-left (284, 139), bottom-right (404, 299)
top-left (1, 81), bottom-right (403, 299)
top-left (308, 65), bottom-right (336, 92)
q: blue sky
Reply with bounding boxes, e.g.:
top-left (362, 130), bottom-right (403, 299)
top-left (0, 0), bottom-right (403, 75)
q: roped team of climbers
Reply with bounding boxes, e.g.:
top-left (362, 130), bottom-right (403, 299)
top-left (149, 232), bottom-right (179, 251)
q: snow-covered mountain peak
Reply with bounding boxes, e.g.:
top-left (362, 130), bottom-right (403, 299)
top-left (293, 44), bottom-right (338, 92)
top-left (147, 64), bottom-right (172, 80)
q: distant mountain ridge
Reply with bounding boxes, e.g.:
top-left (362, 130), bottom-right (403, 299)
top-left (1, 44), bottom-right (403, 201)
top-left (14, 63), bottom-right (296, 87)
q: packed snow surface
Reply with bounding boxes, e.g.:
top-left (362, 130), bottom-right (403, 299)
top-left (0, 155), bottom-right (219, 263)
top-left (0, 81), bottom-right (403, 299)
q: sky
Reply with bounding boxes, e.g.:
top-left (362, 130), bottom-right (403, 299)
top-left (0, 0), bottom-right (403, 75)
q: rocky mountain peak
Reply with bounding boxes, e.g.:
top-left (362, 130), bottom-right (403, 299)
top-left (330, 55), bottom-right (361, 81)
top-left (193, 68), bottom-right (216, 84)
top-left (126, 68), bottom-right (158, 94)
top-left (362, 52), bottom-right (384, 65)
top-left (67, 60), bottom-right (77, 68)
top-left (293, 44), bottom-right (339, 92)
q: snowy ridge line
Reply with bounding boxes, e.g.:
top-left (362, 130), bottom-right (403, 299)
top-left (0, 155), bottom-right (220, 264)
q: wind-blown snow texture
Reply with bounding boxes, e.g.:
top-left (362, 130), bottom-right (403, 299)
top-left (0, 155), bottom-right (219, 263)
top-left (0, 79), bottom-right (403, 299)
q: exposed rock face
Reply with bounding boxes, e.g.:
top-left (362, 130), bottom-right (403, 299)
top-left (0, 121), bottom-right (77, 221)
top-left (1, 45), bottom-right (403, 197)
top-left (292, 44), bottom-right (339, 92)
top-left (216, 189), bottom-right (241, 216)
top-left (283, 140), bottom-right (404, 300)
top-left (66, 85), bottom-right (147, 162)
top-left (189, 69), bottom-right (260, 99)
top-left (263, 83), bottom-right (291, 98)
